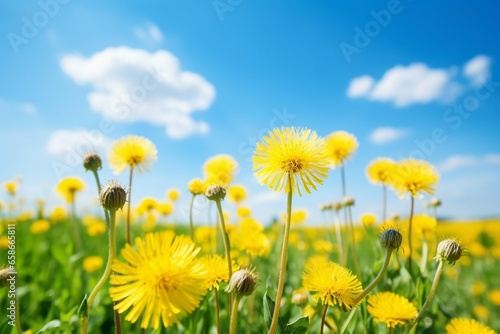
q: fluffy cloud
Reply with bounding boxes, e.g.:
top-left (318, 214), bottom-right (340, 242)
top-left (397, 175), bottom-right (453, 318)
top-left (134, 23), bottom-right (163, 43)
top-left (46, 129), bottom-right (111, 158)
top-left (347, 55), bottom-right (492, 107)
top-left (369, 127), bottom-right (408, 145)
top-left (60, 47), bottom-right (215, 139)
top-left (463, 55), bottom-right (491, 86)
top-left (439, 153), bottom-right (500, 172)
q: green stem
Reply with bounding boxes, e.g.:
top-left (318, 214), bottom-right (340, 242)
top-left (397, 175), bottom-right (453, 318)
top-left (382, 184), bottom-right (387, 224)
top-left (320, 304), bottom-right (329, 334)
top-left (189, 194), bottom-right (196, 242)
top-left (353, 248), bottom-right (394, 304)
top-left (71, 200), bottom-right (82, 253)
top-left (126, 166), bottom-right (134, 245)
top-left (14, 293), bottom-right (22, 333)
top-left (229, 295), bottom-right (241, 334)
top-left (403, 261), bottom-right (444, 334)
top-left (91, 170), bottom-right (109, 225)
top-left (269, 174), bottom-right (293, 334)
top-left (348, 206), bottom-right (361, 279)
top-left (388, 326), bottom-right (392, 334)
top-left (214, 289), bottom-right (221, 334)
top-left (420, 234), bottom-right (428, 274)
top-left (214, 199), bottom-right (234, 311)
top-left (408, 196), bottom-right (415, 273)
top-left (334, 210), bottom-right (344, 266)
top-left (81, 210), bottom-right (118, 334)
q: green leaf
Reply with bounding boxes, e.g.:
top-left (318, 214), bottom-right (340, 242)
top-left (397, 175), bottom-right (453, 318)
top-left (35, 320), bottom-right (62, 333)
top-left (263, 292), bottom-right (285, 334)
top-left (78, 295), bottom-right (88, 319)
top-left (283, 316), bottom-right (308, 334)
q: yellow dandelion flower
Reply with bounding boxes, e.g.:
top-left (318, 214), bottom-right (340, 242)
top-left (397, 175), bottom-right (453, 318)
top-left (488, 289), bottom-right (500, 306)
top-left (156, 202), bottom-right (173, 216)
top-left (412, 214), bottom-right (437, 235)
top-left (0, 236), bottom-right (9, 249)
top-left (367, 292), bottom-right (417, 328)
top-left (110, 232), bottom-right (208, 329)
top-left (167, 188), bottom-right (180, 201)
top-left (3, 180), bottom-right (18, 196)
top-left (239, 217), bottom-right (264, 233)
top-left (253, 127), bottom-right (329, 195)
top-left (142, 213), bottom-right (156, 232)
top-left (49, 207), bottom-right (67, 223)
top-left (236, 205), bottom-right (252, 218)
top-left (473, 305), bottom-right (490, 320)
top-left (203, 154), bottom-right (238, 187)
top-left (472, 281), bottom-right (486, 296)
top-left (290, 208), bottom-right (308, 224)
top-left (83, 256), bottom-right (104, 273)
top-left (313, 240), bottom-right (334, 253)
top-left (467, 242), bottom-right (488, 257)
top-left (87, 221), bottom-right (107, 236)
top-left (391, 159), bottom-right (439, 198)
top-left (199, 254), bottom-right (238, 291)
top-left (227, 184), bottom-right (247, 203)
top-left (108, 135), bottom-right (157, 174)
top-left (136, 197), bottom-right (157, 215)
top-left (302, 259), bottom-right (362, 310)
top-left (445, 318), bottom-right (495, 334)
top-left (188, 178), bottom-right (206, 195)
top-left (55, 177), bottom-right (85, 203)
top-left (366, 158), bottom-right (397, 185)
top-left (29, 219), bottom-right (51, 234)
top-left (325, 131), bottom-right (358, 167)
top-left (361, 213), bottom-right (378, 227)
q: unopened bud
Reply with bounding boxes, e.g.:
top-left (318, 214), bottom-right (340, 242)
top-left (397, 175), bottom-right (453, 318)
top-left (225, 268), bottom-right (258, 296)
top-left (380, 228), bottom-right (402, 250)
top-left (83, 153), bottom-right (102, 172)
top-left (206, 185), bottom-right (226, 201)
top-left (343, 196), bottom-right (355, 207)
top-left (435, 239), bottom-right (463, 265)
top-left (291, 288), bottom-right (309, 306)
top-left (0, 268), bottom-right (16, 288)
top-left (100, 180), bottom-right (127, 211)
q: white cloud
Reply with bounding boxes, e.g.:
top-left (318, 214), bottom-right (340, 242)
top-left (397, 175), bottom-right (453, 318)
top-left (439, 155), bottom-right (478, 172)
top-left (134, 23), bottom-right (164, 43)
top-left (463, 55), bottom-right (491, 86)
top-left (46, 129), bottom-right (111, 158)
top-left (347, 55), bottom-right (492, 107)
top-left (60, 47), bottom-right (215, 139)
top-left (346, 75), bottom-right (374, 98)
top-left (249, 191), bottom-right (284, 205)
top-left (0, 98), bottom-right (37, 115)
top-left (484, 154), bottom-right (500, 165)
top-left (369, 127), bottom-right (407, 145)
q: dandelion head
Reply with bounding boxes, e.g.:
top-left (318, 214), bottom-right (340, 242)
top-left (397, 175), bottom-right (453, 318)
top-left (203, 154), bottom-right (238, 188)
top-left (445, 318), bottom-right (495, 334)
top-left (83, 152), bottom-right (102, 172)
top-left (227, 184), bottom-right (248, 203)
top-left (325, 131), bottom-right (358, 167)
top-left (367, 292), bottom-right (417, 328)
top-left (366, 158), bottom-right (397, 185)
top-left (100, 180), bottom-right (127, 212)
top-left (435, 238), bottom-right (463, 265)
top-left (56, 177), bottom-right (85, 203)
top-left (188, 178), bottom-right (206, 195)
top-left (108, 135), bottom-right (157, 174)
top-left (199, 254), bottom-right (238, 291)
top-left (83, 256), bottom-right (104, 273)
top-left (391, 159), bottom-right (439, 198)
top-left (225, 267), bottom-right (259, 297)
top-left (253, 127), bottom-right (329, 196)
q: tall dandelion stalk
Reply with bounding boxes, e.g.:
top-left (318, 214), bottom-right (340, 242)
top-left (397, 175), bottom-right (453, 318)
top-left (81, 180), bottom-right (127, 334)
top-left (391, 159), bottom-right (439, 273)
top-left (187, 178), bottom-right (206, 242)
top-left (252, 127), bottom-right (329, 334)
top-left (108, 135), bottom-right (157, 244)
top-left (366, 158), bottom-right (397, 224)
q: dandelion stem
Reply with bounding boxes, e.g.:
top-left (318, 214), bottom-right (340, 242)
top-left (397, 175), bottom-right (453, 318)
top-left (229, 295), bottom-right (241, 334)
top-left (353, 248), bottom-right (394, 305)
top-left (91, 170), bottom-right (109, 226)
top-left (403, 261), bottom-right (444, 334)
top-left (388, 326), bottom-right (392, 334)
top-left (334, 209), bottom-right (344, 266)
top-left (189, 194), bottom-right (196, 242)
top-left (382, 184), bottom-right (387, 224)
top-left (348, 206), bottom-right (361, 278)
top-left (214, 198), bottom-right (234, 310)
top-left (82, 210), bottom-right (118, 334)
top-left (320, 303), bottom-right (329, 334)
top-left (269, 174), bottom-right (293, 334)
top-left (408, 196), bottom-right (415, 273)
top-left (214, 289), bottom-right (221, 334)
top-left (126, 165), bottom-right (134, 245)
top-left (14, 293), bottom-right (22, 334)
top-left (70, 200), bottom-right (82, 253)
top-left (420, 234), bottom-right (428, 274)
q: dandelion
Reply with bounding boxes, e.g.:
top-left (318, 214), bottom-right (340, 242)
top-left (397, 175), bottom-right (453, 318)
top-left (110, 232), bottom-right (207, 329)
top-left (227, 184), bottom-right (247, 204)
top-left (29, 219), bottom-right (50, 234)
top-left (3, 180), bottom-right (18, 197)
top-left (83, 256), bottom-right (104, 273)
top-left (108, 135), bottom-right (157, 244)
top-left (325, 131), bottom-right (358, 169)
top-left (226, 268), bottom-right (259, 334)
top-left (236, 205), bottom-right (252, 218)
top-left (186, 178), bottom-right (206, 241)
top-left (413, 214), bottom-right (437, 272)
top-left (303, 258), bottom-right (362, 334)
top-left (361, 213), bottom-right (378, 227)
top-left (488, 289), bottom-right (500, 306)
top-left (253, 126), bottom-right (329, 334)
top-left (86, 221), bottom-right (106, 236)
top-left (56, 177), bottom-right (85, 204)
top-left (473, 305), bottom-right (490, 320)
top-left (136, 197), bottom-right (157, 215)
top-left (445, 318), bottom-right (495, 334)
top-left (156, 202), bottom-right (173, 220)
top-left (49, 207), bottom-right (66, 223)
top-left (366, 158), bottom-right (397, 223)
top-left (291, 287), bottom-right (309, 306)
top-left (204, 154), bottom-right (239, 188)
top-left (367, 292), bottom-right (417, 329)
top-left (391, 158), bottom-right (439, 272)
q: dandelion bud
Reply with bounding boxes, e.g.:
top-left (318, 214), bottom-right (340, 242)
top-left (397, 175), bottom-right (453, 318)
top-left (0, 268), bottom-right (16, 288)
top-left (100, 180), bottom-right (127, 211)
top-left (343, 196), bottom-right (355, 207)
top-left (225, 268), bottom-right (258, 296)
top-left (435, 239), bottom-right (463, 265)
top-left (428, 198), bottom-right (442, 208)
top-left (291, 287), bottom-right (309, 306)
top-left (332, 201), bottom-right (342, 212)
top-left (206, 185), bottom-right (226, 201)
top-left (380, 228), bottom-right (402, 250)
top-left (83, 153), bottom-right (102, 172)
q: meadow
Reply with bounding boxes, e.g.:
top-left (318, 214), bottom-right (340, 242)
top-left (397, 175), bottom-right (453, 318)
top-left (1, 129), bottom-right (499, 334)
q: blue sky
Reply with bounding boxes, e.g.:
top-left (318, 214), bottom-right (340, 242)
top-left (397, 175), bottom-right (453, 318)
top-left (1, 1), bottom-right (500, 225)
